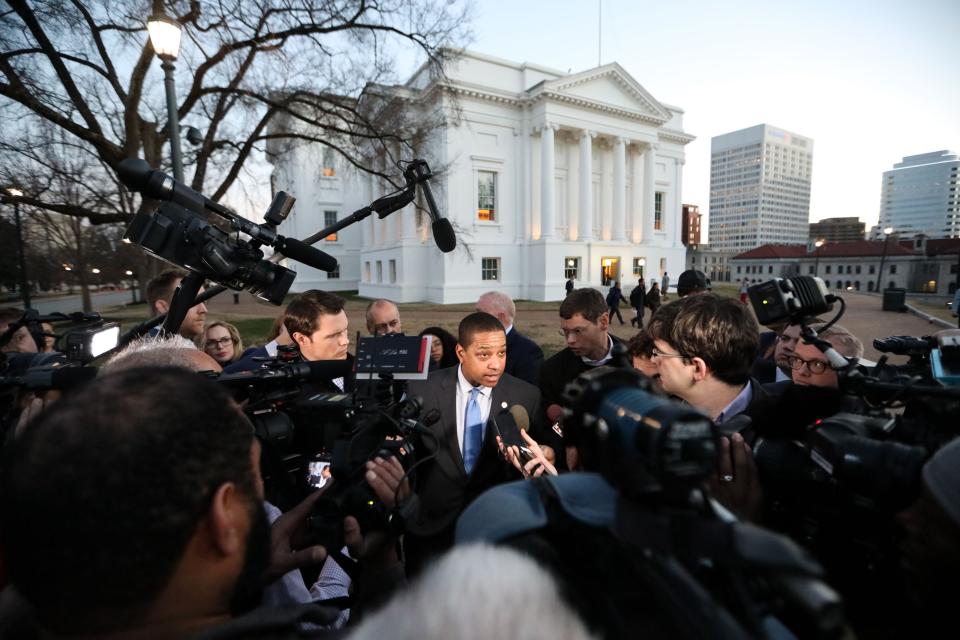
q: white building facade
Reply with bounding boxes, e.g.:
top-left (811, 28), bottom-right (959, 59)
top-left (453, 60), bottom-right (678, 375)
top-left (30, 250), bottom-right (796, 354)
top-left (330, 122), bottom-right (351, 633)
top-left (877, 151), bottom-right (960, 239)
top-left (269, 50), bottom-right (694, 303)
top-left (708, 124), bottom-right (813, 254)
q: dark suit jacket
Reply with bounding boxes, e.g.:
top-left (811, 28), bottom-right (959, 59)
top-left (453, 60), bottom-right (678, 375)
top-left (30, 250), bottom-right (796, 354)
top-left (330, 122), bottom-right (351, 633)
top-left (404, 366), bottom-right (542, 571)
top-left (505, 328), bottom-right (544, 387)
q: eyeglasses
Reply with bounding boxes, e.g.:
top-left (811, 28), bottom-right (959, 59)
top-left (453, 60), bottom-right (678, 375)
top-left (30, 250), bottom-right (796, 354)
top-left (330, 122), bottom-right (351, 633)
top-left (204, 337), bottom-right (234, 349)
top-left (558, 325), bottom-right (593, 338)
top-left (786, 355), bottom-right (829, 374)
top-left (651, 347), bottom-right (688, 360)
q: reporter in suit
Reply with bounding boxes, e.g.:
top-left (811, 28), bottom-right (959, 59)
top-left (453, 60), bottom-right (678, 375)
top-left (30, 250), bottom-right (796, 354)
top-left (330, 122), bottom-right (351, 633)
top-left (405, 312), bottom-right (542, 575)
top-left (475, 290), bottom-right (544, 387)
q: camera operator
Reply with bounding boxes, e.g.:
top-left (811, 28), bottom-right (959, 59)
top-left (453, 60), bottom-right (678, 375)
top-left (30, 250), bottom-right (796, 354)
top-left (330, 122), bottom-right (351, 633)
top-left (285, 290), bottom-right (352, 393)
top-left (0, 367), bottom-right (408, 638)
top-left (0, 308), bottom-right (38, 354)
top-left (146, 269), bottom-right (209, 340)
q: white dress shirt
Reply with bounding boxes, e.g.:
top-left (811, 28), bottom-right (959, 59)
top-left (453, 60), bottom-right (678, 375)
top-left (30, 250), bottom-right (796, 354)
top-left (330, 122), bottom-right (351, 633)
top-left (455, 365), bottom-right (494, 456)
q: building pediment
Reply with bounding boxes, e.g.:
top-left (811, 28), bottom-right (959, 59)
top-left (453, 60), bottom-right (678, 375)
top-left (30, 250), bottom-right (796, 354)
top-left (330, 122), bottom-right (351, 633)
top-left (531, 63), bottom-right (671, 125)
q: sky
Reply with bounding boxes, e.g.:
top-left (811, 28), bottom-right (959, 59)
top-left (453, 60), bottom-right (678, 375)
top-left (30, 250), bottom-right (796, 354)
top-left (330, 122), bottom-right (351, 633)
top-left (443, 0), bottom-right (960, 239)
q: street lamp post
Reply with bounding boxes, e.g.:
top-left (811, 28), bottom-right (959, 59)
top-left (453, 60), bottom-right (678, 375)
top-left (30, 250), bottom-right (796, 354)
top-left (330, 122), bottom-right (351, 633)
top-left (147, 14), bottom-right (185, 181)
top-left (125, 270), bottom-right (137, 304)
top-left (875, 226), bottom-right (894, 293)
top-left (813, 239), bottom-right (825, 277)
top-left (5, 187), bottom-right (30, 309)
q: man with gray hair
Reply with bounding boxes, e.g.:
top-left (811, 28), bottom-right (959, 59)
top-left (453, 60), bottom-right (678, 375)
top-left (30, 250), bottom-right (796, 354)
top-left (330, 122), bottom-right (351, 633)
top-left (476, 291), bottom-right (543, 386)
top-left (365, 299), bottom-right (402, 336)
top-left (100, 334), bottom-right (222, 374)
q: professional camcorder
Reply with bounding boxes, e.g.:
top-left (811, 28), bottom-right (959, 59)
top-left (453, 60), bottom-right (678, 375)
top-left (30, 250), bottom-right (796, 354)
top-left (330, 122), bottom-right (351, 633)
top-left (213, 335), bottom-right (437, 550)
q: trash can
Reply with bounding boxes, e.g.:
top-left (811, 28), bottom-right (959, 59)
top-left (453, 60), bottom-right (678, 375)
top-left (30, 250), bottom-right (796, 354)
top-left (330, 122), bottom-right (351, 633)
top-left (882, 288), bottom-right (906, 312)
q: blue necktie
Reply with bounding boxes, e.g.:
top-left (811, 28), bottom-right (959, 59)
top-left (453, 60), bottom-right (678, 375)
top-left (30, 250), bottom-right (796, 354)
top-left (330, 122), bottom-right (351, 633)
top-left (463, 387), bottom-right (483, 475)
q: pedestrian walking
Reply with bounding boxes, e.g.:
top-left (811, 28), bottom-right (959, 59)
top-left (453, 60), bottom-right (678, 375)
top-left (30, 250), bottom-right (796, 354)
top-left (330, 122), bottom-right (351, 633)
top-left (630, 278), bottom-right (646, 327)
top-left (606, 281), bottom-right (626, 324)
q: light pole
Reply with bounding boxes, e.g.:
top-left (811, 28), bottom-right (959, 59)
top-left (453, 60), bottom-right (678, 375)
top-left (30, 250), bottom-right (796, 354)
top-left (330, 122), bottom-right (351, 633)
top-left (5, 187), bottom-right (30, 309)
top-left (125, 270), bottom-right (137, 304)
top-left (147, 13), bottom-right (185, 181)
top-left (875, 226), bottom-right (894, 293)
top-left (813, 239), bottom-right (824, 277)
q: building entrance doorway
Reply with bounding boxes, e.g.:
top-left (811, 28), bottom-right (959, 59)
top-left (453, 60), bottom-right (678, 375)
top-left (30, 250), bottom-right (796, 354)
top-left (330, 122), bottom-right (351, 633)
top-left (601, 257), bottom-right (620, 286)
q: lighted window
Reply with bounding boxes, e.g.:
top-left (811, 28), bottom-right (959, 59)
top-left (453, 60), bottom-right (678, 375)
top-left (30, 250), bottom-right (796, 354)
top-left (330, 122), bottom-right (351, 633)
top-left (322, 147), bottom-right (336, 177)
top-left (633, 257), bottom-right (646, 277)
top-left (478, 171), bottom-right (497, 221)
top-left (324, 210), bottom-right (338, 241)
top-left (654, 192), bottom-right (663, 230)
top-left (565, 257), bottom-right (580, 280)
top-left (481, 257), bottom-right (500, 281)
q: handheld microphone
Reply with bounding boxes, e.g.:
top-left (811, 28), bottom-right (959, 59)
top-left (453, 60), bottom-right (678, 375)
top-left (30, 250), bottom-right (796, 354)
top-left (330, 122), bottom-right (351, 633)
top-left (508, 404), bottom-right (530, 432)
top-left (418, 179), bottom-right (456, 253)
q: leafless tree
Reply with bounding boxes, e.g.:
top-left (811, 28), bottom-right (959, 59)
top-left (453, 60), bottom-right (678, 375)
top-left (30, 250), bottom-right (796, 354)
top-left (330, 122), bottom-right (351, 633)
top-left (0, 0), bottom-right (472, 221)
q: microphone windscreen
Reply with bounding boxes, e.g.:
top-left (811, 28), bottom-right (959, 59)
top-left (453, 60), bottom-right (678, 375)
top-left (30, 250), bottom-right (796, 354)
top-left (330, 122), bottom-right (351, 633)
top-left (116, 158), bottom-right (152, 192)
top-left (278, 237), bottom-right (339, 272)
top-left (509, 404), bottom-right (530, 432)
top-left (431, 218), bottom-right (457, 253)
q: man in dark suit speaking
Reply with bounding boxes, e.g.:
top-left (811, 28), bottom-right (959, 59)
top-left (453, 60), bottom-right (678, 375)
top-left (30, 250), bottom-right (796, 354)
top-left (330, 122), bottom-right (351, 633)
top-left (405, 311), bottom-right (542, 574)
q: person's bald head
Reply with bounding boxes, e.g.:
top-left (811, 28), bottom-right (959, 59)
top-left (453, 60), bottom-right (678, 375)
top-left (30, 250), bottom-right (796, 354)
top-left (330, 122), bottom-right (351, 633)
top-left (476, 291), bottom-right (516, 329)
top-left (365, 299), bottom-right (402, 336)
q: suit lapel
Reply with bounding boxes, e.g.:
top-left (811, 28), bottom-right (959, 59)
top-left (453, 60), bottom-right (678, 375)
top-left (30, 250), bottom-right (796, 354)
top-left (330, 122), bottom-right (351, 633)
top-left (439, 368), bottom-right (467, 480)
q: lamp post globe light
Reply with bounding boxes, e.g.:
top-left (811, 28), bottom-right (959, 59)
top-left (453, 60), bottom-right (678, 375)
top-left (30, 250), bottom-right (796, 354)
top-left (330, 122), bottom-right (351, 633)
top-left (147, 13), bottom-right (185, 181)
top-left (814, 239), bottom-right (824, 277)
top-left (875, 226), bottom-right (894, 293)
top-left (5, 187), bottom-right (31, 309)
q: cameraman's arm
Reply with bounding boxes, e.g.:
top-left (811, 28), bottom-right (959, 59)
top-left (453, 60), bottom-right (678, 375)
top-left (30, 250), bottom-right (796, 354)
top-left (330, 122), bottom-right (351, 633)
top-left (345, 456), bottom-right (408, 620)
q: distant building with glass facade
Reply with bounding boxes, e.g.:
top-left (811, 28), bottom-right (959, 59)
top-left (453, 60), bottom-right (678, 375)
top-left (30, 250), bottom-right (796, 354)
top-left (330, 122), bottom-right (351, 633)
top-left (877, 151), bottom-right (960, 239)
top-left (708, 124), bottom-right (813, 253)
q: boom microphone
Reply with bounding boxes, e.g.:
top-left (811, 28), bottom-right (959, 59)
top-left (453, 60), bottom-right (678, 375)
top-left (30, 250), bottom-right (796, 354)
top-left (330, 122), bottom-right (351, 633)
top-left (418, 178), bottom-right (456, 253)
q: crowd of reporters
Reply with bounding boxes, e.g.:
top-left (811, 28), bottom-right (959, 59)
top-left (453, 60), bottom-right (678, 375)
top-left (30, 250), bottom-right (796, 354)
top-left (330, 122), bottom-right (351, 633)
top-left (1, 266), bottom-right (958, 639)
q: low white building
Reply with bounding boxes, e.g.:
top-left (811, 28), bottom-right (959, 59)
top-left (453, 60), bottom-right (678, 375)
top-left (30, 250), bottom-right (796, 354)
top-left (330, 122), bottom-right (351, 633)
top-left (268, 50), bottom-right (694, 302)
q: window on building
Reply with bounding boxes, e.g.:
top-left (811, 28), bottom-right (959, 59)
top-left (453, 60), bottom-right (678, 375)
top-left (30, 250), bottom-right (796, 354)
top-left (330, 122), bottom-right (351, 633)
top-left (654, 192), bottom-right (663, 230)
top-left (478, 171), bottom-right (497, 222)
top-left (564, 257), bottom-right (581, 280)
top-left (888, 281), bottom-right (895, 289)
top-left (376, 260), bottom-right (383, 283)
top-left (633, 257), bottom-right (645, 278)
top-left (855, 265), bottom-right (861, 274)
top-left (322, 147), bottom-right (336, 177)
top-left (836, 280), bottom-right (842, 289)
top-left (364, 261), bottom-right (371, 282)
top-left (890, 265), bottom-right (897, 274)
top-left (768, 266), bottom-right (773, 274)
top-left (389, 259), bottom-right (397, 284)
top-left (737, 266), bottom-right (742, 274)
top-left (328, 263), bottom-right (340, 280)
top-left (660, 258), bottom-right (667, 278)
top-left (854, 281), bottom-right (860, 290)
top-left (825, 265), bottom-right (831, 274)
top-left (324, 210), bottom-right (338, 241)
top-left (869, 265), bottom-right (876, 275)
top-left (868, 281), bottom-right (874, 292)
top-left (808, 265), bottom-right (815, 274)
top-left (845, 265), bottom-right (852, 274)
top-left (482, 257), bottom-right (500, 281)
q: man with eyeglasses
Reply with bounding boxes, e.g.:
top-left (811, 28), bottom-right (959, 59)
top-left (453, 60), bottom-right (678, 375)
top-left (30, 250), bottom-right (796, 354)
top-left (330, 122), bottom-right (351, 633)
top-left (539, 288), bottom-right (625, 467)
top-left (789, 323), bottom-right (863, 389)
top-left (365, 299), bottom-right (403, 337)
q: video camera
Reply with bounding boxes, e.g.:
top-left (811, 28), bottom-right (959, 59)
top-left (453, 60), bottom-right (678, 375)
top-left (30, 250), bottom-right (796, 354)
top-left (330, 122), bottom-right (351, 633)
top-left (476, 366), bottom-right (847, 639)
top-left (213, 334), bottom-right (437, 550)
top-left (0, 309), bottom-right (116, 434)
top-left (746, 276), bottom-right (960, 633)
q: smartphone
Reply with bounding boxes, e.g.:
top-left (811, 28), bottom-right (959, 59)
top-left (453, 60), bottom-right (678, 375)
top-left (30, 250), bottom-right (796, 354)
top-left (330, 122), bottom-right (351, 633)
top-left (492, 411), bottom-right (533, 462)
top-left (305, 455), bottom-right (333, 490)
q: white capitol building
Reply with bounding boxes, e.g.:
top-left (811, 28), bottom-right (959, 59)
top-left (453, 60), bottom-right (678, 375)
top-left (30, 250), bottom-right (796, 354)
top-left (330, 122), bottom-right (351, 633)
top-left (270, 50), bottom-right (694, 302)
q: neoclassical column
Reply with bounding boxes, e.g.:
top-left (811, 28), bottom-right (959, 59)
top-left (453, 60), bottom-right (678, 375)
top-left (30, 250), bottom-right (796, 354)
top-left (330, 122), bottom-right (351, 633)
top-left (674, 158), bottom-right (685, 247)
top-left (612, 137), bottom-right (627, 242)
top-left (566, 136), bottom-right (577, 240)
top-left (516, 127), bottom-right (528, 243)
top-left (540, 123), bottom-right (556, 240)
top-left (643, 143), bottom-right (658, 241)
top-left (578, 129), bottom-right (594, 242)
top-left (630, 146), bottom-right (643, 243)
